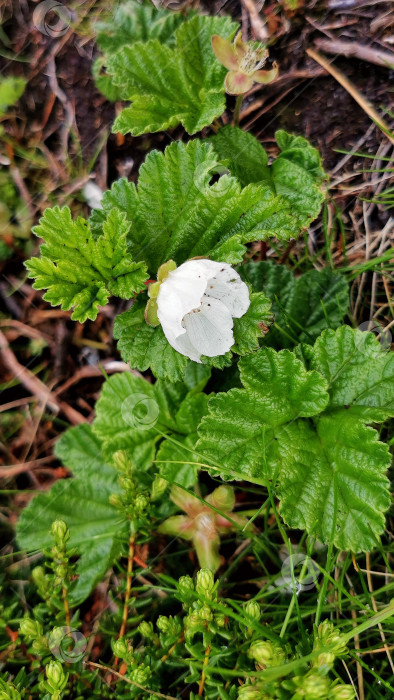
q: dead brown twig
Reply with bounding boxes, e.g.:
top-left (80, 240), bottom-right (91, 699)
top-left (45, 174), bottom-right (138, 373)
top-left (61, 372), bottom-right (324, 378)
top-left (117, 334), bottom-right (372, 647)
top-left (0, 329), bottom-right (85, 425)
top-left (314, 38), bottom-right (394, 68)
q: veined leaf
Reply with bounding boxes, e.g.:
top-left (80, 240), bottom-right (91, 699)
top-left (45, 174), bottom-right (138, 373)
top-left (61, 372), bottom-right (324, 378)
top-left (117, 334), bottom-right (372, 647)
top-left (92, 371), bottom-right (207, 476)
top-left (210, 126), bottom-right (326, 229)
top-left (310, 325), bottom-right (394, 421)
top-left (197, 327), bottom-right (392, 550)
top-left (197, 348), bottom-right (329, 480)
top-left (25, 206), bottom-right (148, 321)
top-left (93, 2), bottom-right (193, 101)
top-left (121, 139), bottom-right (301, 273)
top-left (277, 415), bottom-right (390, 551)
top-left (16, 425), bottom-right (126, 605)
top-left (243, 261), bottom-right (349, 348)
top-left (108, 15), bottom-right (238, 136)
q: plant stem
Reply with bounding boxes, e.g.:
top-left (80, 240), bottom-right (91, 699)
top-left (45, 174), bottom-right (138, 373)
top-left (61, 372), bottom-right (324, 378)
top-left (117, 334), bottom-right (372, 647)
top-left (198, 645), bottom-right (211, 695)
top-left (62, 587), bottom-right (71, 628)
top-left (233, 95), bottom-right (243, 126)
top-left (118, 533), bottom-right (135, 640)
top-left (160, 632), bottom-right (184, 662)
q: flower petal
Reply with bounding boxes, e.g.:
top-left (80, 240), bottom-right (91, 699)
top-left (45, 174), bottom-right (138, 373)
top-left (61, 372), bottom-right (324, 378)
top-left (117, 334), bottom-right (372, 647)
top-left (211, 34), bottom-right (239, 70)
top-left (254, 64), bottom-right (279, 84)
top-left (225, 70), bottom-right (254, 95)
top-left (157, 260), bottom-right (209, 337)
top-left (204, 265), bottom-right (250, 318)
top-left (183, 297), bottom-right (234, 357)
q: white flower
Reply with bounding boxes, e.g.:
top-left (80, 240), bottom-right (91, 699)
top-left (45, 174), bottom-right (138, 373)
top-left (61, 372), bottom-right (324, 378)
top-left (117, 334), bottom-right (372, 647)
top-left (156, 259), bottom-right (250, 363)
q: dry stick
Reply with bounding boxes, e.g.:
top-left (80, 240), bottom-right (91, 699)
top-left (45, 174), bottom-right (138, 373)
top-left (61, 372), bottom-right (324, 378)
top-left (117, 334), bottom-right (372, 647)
top-left (0, 329), bottom-right (85, 425)
top-left (314, 39), bottom-right (394, 69)
top-left (365, 552), bottom-right (394, 674)
top-left (241, 0), bottom-right (269, 40)
top-left (306, 49), bottom-right (394, 147)
top-left (1, 455), bottom-right (54, 479)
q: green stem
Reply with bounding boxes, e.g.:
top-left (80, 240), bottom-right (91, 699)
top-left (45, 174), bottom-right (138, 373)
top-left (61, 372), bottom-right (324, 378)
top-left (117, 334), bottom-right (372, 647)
top-left (233, 94), bottom-right (243, 126)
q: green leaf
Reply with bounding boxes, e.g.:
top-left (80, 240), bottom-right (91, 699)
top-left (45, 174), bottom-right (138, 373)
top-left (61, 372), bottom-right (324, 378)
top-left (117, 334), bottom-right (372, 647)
top-left (93, 372), bottom-right (209, 490)
top-left (93, 2), bottom-right (194, 101)
top-left (25, 206), bottom-right (148, 321)
top-left (310, 326), bottom-right (394, 421)
top-left (243, 261), bottom-right (349, 348)
top-left (0, 76), bottom-right (26, 114)
top-left (156, 393), bottom-right (209, 488)
top-left (277, 415), bottom-right (390, 552)
top-left (16, 425), bottom-right (126, 605)
top-left (232, 291), bottom-right (273, 355)
top-left (197, 348), bottom-right (329, 481)
top-left (124, 139), bottom-right (300, 273)
top-left (210, 126), bottom-right (326, 229)
top-left (108, 15), bottom-right (238, 136)
top-left (113, 300), bottom-right (190, 382)
top-left (209, 125), bottom-right (269, 186)
top-left (271, 129), bottom-right (326, 228)
top-left (89, 177), bottom-right (138, 238)
top-left (197, 328), bottom-right (393, 550)
top-left (95, 1), bottom-right (192, 54)
top-left (93, 372), bottom-right (198, 468)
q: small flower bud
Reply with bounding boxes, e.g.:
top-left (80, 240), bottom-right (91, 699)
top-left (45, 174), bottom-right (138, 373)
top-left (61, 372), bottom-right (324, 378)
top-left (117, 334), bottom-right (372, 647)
top-left (237, 684), bottom-right (269, 699)
top-left (295, 672), bottom-right (331, 698)
top-left (156, 616), bottom-right (171, 633)
top-left (198, 605), bottom-right (213, 621)
top-left (132, 665), bottom-right (150, 685)
top-left (196, 568), bottom-right (215, 596)
top-left (244, 600), bottom-right (261, 621)
top-left (112, 638), bottom-right (129, 659)
top-left (19, 617), bottom-right (42, 639)
top-left (134, 493), bottom-right (149, 513)
top-left (151, 476), bottom-right (167, 501)
top-left (45, 660), bottom-right (67, 691)
top-left (138, 621), bottom-right (154, 639)
top-left (51, 519), bottom-right (69, 544)
top-left (330, 684), bottom-right (356, 699)
top-left (215, 613), bottom-right (226, 627)
top-left (248, 641), bottom-right (286, 668)
top-left (178, 575), bottom-right (194, 596)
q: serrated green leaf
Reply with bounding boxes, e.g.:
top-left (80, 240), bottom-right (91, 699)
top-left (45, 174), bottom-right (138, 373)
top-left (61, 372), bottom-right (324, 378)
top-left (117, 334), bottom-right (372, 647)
top-left (277, 415), bottom-right (390, 551)
top-left (197, 348), bottom-right (329, 480)
top-left (196, 327), bottom-right (392, 550)
top-left (93, 2), bottom-right (194, 101)
top-left (209, 125), bottom-right (269, 186)
top-left (89, 177), bottom-right (138, 238)
top-left (113, 301), bottom-right (190, 382)
top-left (25, 206), bottom-right (148, 321)
top-left (243, 261), bottom-right (349, 348)
top-left (108, 15), bottom-right (238, 136)
top-left (310, 326), bottom-right (394, 421)
top-left (232, 291), bottom-right (273, 355)
top-left (156, 393), bottom-right (209, 488)
top-left (126, 139), bottom-right (301, 273)
top-left (95, 1), bottom-right (191, 54)
top-left (271, 129), bottom-right (326, 228)
top-left (210, 126), bottom-right (326, 229)
top-left (17, 425), bottom-right (126, 605)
